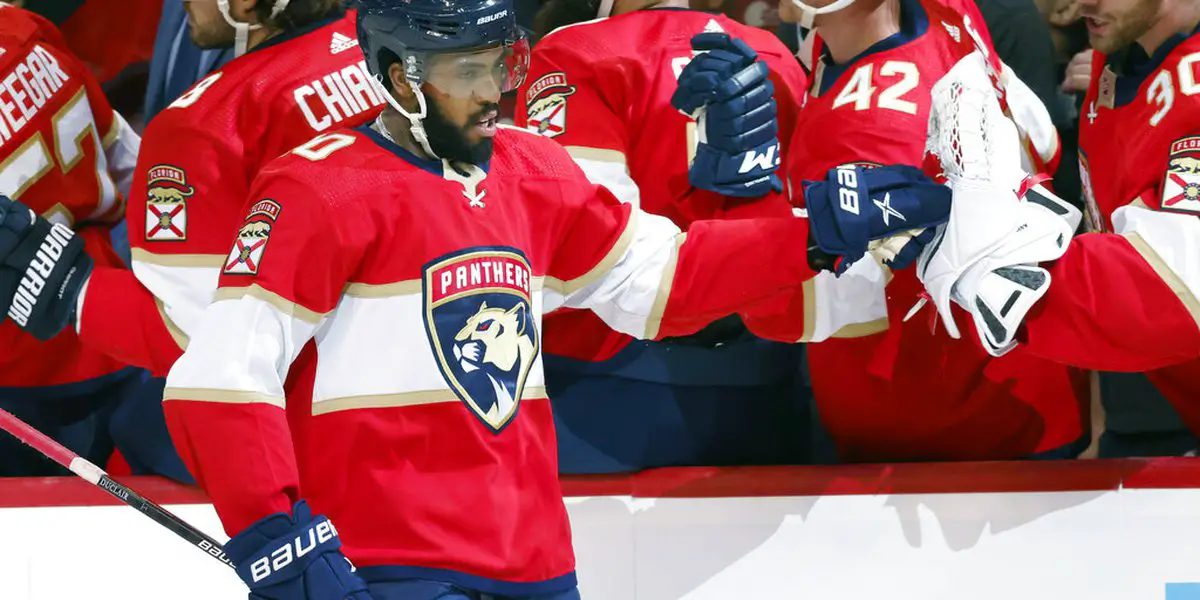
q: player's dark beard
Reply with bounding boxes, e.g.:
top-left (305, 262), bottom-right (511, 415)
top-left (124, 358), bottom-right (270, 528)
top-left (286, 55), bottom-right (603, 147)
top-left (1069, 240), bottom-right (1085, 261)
top-left (424, 100), bottom-right (499, 166)
top-left (532, 0), bottom-right (602, 39)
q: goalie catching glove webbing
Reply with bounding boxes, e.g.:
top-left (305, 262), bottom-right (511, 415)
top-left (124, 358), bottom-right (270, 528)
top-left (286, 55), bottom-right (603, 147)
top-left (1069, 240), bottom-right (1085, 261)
top-left (910, 53), bottom-right (1081, 357)
top-left (0, 193), bottom-right (92, 341)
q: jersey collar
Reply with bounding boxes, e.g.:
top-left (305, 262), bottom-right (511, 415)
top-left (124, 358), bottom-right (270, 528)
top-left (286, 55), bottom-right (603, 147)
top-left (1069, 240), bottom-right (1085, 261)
top-left (248, 8), bottom-right (347, 55)
top-left (356, 125), bottom-right (491, 177)
top-left (816, 0), bottom-right (928, 97)
top-left (1107, 22), bottom-right (1200, 107)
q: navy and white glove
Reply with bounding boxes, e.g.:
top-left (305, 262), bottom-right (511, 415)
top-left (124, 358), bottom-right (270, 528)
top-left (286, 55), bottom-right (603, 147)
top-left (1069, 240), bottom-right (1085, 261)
top-left (0, 194), bottom-right (92, 340)
top-left (671, 32), bottom-right (782, 198)
top-left (804, 164), bottom-right (951, 274)
top-left (225, 501), bottom-right (371, 600)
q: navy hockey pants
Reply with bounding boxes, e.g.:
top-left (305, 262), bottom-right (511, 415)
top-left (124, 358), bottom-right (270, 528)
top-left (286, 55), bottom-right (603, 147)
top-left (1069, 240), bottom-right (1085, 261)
top-left (0, 367), bottom-right (192, 482)
top-left (367, 579), bottom-right (580, 600)
top-left (546, 333), bottom-right (811, 473)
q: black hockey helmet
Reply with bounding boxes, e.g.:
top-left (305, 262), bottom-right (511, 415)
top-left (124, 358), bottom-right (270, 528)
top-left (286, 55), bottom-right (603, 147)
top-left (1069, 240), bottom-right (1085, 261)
top-left (356, 0), bottom-right (530, 96)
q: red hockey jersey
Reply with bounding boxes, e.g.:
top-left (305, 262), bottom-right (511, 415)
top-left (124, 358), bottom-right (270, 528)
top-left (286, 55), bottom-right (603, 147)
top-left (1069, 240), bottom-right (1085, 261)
top-left (0, 5), bottom-right (138, 387)
top-left (75, 10), bottom-right (383, 376)
top-left (792, 0), bottom-right (1085, 461)
top-left (516, 9), bottom-right (829, 362)
top-left (1023, 30), bottom-right (1200, 429)
top-left (163, 125), bottom-right (820, 593)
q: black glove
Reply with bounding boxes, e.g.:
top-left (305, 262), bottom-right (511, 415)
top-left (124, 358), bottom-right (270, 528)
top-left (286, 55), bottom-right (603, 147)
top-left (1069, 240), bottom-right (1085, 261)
top-left (0, 195), bottom-right (92, 341)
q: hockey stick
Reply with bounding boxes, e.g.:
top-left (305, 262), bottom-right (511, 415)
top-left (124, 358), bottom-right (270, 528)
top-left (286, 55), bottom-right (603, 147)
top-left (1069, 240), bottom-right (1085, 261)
top-left (0, 407), bottom-right (235, 569)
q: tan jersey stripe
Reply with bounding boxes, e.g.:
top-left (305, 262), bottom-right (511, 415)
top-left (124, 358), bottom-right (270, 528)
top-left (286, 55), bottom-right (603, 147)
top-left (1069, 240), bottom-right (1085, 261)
top-left (312, 386), bottom-right (550, 416)
top-left (1123, 232), bottom-right (1200, 329)
top-left (643, 232), bottom-right (684, 340)
top-left (154, 296), bottom-right (189, 349)
top-left (131, 248), bottom-right (226, 268)
top-left (565, 146), bottom-right (627, 165)
top-left (164, 387), bottom-right (285, 408)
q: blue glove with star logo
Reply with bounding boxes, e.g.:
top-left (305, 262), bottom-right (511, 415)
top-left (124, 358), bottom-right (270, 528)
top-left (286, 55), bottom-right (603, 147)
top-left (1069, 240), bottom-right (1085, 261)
top-left (804, 164), bottom-right (951, 275)
top-left (671, 32), bottom-right (782, 198)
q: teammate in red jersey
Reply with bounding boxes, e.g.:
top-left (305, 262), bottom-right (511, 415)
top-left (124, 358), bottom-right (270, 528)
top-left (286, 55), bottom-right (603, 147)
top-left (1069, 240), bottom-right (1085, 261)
top-left (147, 1), bottom-right (947, 598)
top-left (0, 4), bottom-right (149, 475)
top-left (786, 0), bottom-right (1090, 462)
top-left (0, 1), bottom-right (383, 381)
top-left (516, 1), bottom-right (820, 472)
top-left (914, 0), bottom-right (1200, 435)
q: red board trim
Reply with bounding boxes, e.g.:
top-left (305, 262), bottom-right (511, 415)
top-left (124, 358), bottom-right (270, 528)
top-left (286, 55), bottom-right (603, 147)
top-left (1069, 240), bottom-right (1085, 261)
top-left (2, 458), bottom-right (1200, 508)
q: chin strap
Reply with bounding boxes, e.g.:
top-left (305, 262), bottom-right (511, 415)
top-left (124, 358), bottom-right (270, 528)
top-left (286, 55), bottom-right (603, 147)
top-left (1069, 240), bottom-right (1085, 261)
top-left (790, 0), bottom-right (856, 28)
top-left (217, 0), bottom-right (290, 57)
top-left (596, 0), bottom-right (615, 18)
top-left (371, 76), bottom-right (440, 159)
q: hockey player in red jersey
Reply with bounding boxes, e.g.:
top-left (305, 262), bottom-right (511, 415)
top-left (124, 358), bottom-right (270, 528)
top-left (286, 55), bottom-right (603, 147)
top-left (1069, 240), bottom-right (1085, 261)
top-left (786, 0), bottom-right (1090, 461)
top-left (0, 4), bottom-right (151, 475)
top-left (148, 1), bottom-right (950, 598)
top-left (516, 0), bottom-right (816, 472)
top-left (909, 0), bottom-right (1200, 435)
top-left (0, 0), bottom-right (383, 382)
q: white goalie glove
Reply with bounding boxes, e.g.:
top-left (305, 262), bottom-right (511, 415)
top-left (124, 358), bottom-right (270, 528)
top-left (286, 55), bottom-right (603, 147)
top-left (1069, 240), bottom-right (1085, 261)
top-left (909, 52), bottom-right (1081, 357)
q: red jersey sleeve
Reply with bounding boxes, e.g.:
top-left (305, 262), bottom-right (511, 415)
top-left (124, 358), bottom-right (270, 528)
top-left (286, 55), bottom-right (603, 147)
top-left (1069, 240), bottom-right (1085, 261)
top-left (164, 160), bottom-right (362, 535)
top-left (78, 104), bottom-right (249, 375)
top-left (546, 161), bottom-right (885, 343)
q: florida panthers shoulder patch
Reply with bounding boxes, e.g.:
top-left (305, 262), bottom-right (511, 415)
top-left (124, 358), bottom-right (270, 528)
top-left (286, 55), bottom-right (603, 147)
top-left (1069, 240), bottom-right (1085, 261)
top-left (1162, 136), bottom-right (1200, 215)
top-left (525, 72), bottom-right (575, 139)
top-left (223, 199), bottom-right (281, 276)
top-left (145, 165), bottom-right (193, 241)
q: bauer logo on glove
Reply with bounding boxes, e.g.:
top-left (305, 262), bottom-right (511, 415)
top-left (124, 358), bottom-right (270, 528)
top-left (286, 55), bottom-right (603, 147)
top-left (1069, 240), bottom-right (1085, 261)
top-left (804, 163), bottom-right (952, 274)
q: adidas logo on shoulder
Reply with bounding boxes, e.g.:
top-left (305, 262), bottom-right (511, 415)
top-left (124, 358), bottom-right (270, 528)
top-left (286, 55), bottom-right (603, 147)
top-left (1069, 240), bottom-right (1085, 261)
top-left (703, 19), bottom-right (725, 33)
top-left (330, 32), bottom-right (359, 54)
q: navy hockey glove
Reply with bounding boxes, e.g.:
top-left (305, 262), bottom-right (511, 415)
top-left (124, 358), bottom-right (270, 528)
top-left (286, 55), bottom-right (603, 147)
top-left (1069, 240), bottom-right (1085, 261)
top-left (0, 194), bottom-right (92, 340)
top-left (804, 164), bottom-right (951, 274)
top-left (672, 32), bottom-right (782, 198)
top-left (225, 501), bottom-right (371, 600)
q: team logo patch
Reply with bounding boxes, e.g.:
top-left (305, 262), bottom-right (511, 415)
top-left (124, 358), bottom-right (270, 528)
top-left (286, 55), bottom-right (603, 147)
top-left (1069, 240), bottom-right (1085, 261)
top-left (1161, 136), bottom-right (1200, 215)
top-left (144, 165), bottom-right (193, 241)
top-left (423, 248), bottom-right (539, 433)
top-left (223, 199), bottom-right (281, 276)
top-left (525, 72), bottom-right (575, 138)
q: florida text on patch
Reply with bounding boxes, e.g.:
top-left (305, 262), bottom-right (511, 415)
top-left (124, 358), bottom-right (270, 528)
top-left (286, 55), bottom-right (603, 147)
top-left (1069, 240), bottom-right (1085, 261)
top-left (423, 247), bottom-right (540, 433)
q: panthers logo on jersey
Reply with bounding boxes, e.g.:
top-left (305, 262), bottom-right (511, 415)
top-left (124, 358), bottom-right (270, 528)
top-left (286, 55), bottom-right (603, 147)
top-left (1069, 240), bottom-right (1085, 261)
top-left (423, 247), bottom-right (540, 433)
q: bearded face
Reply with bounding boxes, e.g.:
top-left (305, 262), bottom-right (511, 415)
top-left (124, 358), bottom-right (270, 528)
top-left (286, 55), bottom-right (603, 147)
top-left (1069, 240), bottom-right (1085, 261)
top-left (1079, 0), bottom-right (1164, 54)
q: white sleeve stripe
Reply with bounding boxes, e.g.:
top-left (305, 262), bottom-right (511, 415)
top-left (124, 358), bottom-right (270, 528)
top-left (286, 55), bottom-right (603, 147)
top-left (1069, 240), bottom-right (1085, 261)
top-left (312, 387), bottom-right (550, 416)
top-left (162, 387), bottom-right (285, 408)
top-left (642, 234), bottom-right (683, 340)
top-left (130, 260), bottom-right (219, 340)
top-left (213, 284), bottom-right (328, 325)
top-left (800, 257), bottom-right (891, 343)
